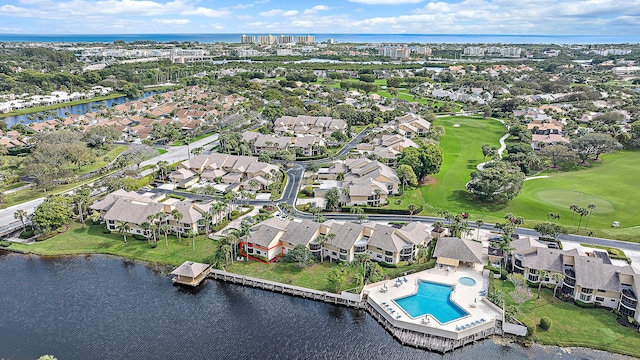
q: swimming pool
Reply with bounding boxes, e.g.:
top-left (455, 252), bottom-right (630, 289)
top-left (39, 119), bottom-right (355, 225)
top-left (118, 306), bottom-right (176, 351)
top-left (394, 280), bottom-right (468, 323)
top-left (458, 277), bottom-right (477, 286)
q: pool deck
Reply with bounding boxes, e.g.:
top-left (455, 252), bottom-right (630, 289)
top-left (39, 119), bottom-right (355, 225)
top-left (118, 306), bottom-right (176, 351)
top-left (366, 264), bottom-right (503, 341)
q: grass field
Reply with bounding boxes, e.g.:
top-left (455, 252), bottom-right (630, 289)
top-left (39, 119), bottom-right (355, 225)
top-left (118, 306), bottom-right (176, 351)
top-left (495, 281), bottom-right (640, 358)
top-left (392, 116), bottom-right (640, 239)
top-left (10, 223), bottom-right (217, 267)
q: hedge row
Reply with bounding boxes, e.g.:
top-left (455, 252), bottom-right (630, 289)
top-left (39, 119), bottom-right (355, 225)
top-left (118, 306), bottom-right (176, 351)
top-left (341, 205), bottom-right (423, 215)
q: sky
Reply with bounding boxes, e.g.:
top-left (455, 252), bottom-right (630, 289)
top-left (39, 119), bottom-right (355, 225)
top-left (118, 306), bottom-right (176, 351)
top-left (0, 0), bottom-right (638, 35)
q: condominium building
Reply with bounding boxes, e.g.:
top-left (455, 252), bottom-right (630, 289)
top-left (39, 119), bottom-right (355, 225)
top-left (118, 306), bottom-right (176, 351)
top-left (278, 35), bottom-right (294, 44)
top-left (240, 34), bottom-right (255, 44)
top-left (378, 46), bottom-right (410, 59)
top-left (296, 35), bottom-right (315, 44)
top-left (258, 34), bottom-right (277, 45)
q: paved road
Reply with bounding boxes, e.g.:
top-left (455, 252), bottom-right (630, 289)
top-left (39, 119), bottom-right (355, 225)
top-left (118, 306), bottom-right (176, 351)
top-left (0, 198), bottom-right (44, 228)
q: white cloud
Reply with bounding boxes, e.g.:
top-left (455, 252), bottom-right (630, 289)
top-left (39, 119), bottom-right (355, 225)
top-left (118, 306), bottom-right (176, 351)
top-left (259, 9), bottom-right (283, 16)
top-left (181, 7), bottom-right (230, 17)
top-left (349, 0), bottom-right (424, 4)
top-left (155, 18), bottom-right (190, 25)
top-left (282, 10), bottom-right (298, 16)
top-left (304, 5), bottom-right (330, 14)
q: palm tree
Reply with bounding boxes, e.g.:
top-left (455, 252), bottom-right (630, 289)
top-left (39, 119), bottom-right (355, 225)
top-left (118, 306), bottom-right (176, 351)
top-left (75, 186), bottom-right (91, 228)
top-left (536, 269), bottom-right (550, 299)
top-left (188, 229), bottom-right (198, 250)
top-left (373, 188), bottom-right (382, 207)
top-left (117, 222), bottom-right (131, 243)
top-left (585, 203), bottom-right (597, 229)
top-left (159, 223), bottom-right (170, 249)
top-left (170, 209), bottom-right (183, 242)
top-left (350, 206), bottom-right (364, 220)
top-left (314, 235), bottom-right (327, 263)
top-left (146, 214), bottom-right (158, 243)
top-left (416, 244), bottom-right (428, 264)
top-left (14, 209), bottom-right (28, 231)
top-left (569, 204), bottom-right (579, 227)
top-left (550, 272), bottom-right (565, 301)
top-left (326, 232), bottom-right (336, 263)
top-left (140, 222), bottom-right (151, 243)
top-left (475, 220), bottom-right (484, 241)
top-left (407, 204), bottom-right (417, 221)
top-left (577, 207), bottom-right (589, 230)
top-left (355, 253), bottom-right (370, 290)
top-left (202, 211), bottom-right (213, 236)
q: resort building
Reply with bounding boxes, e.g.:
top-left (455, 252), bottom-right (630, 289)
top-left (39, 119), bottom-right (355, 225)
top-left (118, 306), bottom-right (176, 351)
top-left (90, 189), bottom-right (224, 237)
top-left (433, 237), bottom-right (484, 268)
top-left (175, 153), bottom-right (279, 190)
top-left (511, 238), bottom-right (640, 322)
top-left (315, 158), bottom-right (401, 207)
top-left (273, 115), bottom-right (347, 138)
top-left (244, 219), bottom-right (432, 264)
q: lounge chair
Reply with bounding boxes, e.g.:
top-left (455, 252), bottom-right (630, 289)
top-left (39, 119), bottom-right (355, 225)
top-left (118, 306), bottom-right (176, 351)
top-left (403, 277), bottom-right (408, 282)
top-left (456, 326), bottom-right (461, 331)
top-left (381, 301), bottom-right (387, 305)
top-left (480, 318), bottom-right (486, 323)
top-left (396, 314), bottom-right (402, 319)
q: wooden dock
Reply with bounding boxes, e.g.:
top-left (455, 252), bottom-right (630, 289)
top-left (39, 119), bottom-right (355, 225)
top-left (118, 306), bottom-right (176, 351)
top-left (365, 302), bottom-right (502, 353)
top-left (208, 269), bottom-right (504, 353)
top-left (208, 269), bottom-right (364, 308)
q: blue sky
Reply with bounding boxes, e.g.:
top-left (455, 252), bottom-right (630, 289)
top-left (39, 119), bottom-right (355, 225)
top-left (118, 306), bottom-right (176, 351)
top-left (0, 0), bottom-right (638, 34)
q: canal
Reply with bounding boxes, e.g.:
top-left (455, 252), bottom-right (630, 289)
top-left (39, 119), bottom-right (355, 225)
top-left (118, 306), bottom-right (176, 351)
top-left (0, 252), bottom-right (630, 360)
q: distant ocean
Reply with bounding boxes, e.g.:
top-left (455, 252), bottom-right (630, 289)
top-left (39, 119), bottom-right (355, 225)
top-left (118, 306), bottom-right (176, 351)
top-left (0, 33), bottom-right (637, 45)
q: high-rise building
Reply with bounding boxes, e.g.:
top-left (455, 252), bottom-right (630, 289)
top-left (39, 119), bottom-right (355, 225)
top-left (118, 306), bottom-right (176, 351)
top-left (296, 35), bottom-right (315, 44)
top-left (240, 34), bottom-right (255, 44)
top-left (378, 46), bottom-right (410, 59)
top-left (278, 35), bottom-right (294, 44)
top-left (258, 34), bottom-right (277, 45)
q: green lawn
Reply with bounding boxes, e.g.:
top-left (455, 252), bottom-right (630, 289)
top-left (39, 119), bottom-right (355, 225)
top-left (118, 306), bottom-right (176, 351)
top-left (495, 281), bottom-right (640, 358)
top-left (227, 261), bottom-right (358, 292)
top-left (391, 115), bottom-right (640, 239)
top-left (10, 223), bottom-right (218, 267)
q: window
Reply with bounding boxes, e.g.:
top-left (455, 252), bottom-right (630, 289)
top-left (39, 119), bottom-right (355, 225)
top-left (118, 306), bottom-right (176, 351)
top-left (582, 288), bottom-right (593, 294)
top-left (598, 289), bottom-right (606, 293)
top-left (528, 274), bottom-right (539, 282)
top-left (579, 293), bottom-right (592, 302)
top-left (595, 297), bottom-right (605, 302)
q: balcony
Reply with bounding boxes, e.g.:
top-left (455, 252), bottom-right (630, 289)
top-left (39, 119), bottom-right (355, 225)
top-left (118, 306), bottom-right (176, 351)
top-left (621, 288), bottom-right (638, 309)
top-left (563, 277), bottom-right (576, 287)
top-left (354, 245), bottom-right (367, 254)
top-left (564, 268), bottom-right (575, 279)
top-left (309, 243), bottom-right (321, 251)
top-left (385, 256), bottom-right (393, 263)
top-left (400, 247), bottom-right (414, 256)
top-left (339, 254), bottom-right (348, 261)
top-left (514, 259), bottom-right (523, 269)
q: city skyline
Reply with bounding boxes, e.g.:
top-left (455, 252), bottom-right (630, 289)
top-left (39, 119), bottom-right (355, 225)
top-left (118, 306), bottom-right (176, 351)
top-left (0, 0), bottom-right (638, 36)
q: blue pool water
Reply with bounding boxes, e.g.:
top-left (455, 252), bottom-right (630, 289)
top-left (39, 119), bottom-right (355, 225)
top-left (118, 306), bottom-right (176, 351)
top-left (459, 277), bottom-right (477, 286)
top-left (394, 281), bottom-right (468, 323)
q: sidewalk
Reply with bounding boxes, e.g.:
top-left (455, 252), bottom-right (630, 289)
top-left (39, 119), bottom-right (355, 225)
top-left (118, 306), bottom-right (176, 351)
top-left (209, 207), bottom-right (260, 239)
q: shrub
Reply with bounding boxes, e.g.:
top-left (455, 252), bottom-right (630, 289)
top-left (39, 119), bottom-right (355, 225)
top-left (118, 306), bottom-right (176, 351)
top-left (500, 269), bottom-right (508, 280)
top-left (19, 230), bottom-right (35, 239)
top-left (133, 234), bottom-right (147, 241)
top-left (378, 262), bottom-right (397, 268)
top-left (522, 318), bottom-right (536, 337)
top-left (425, 258), bottom-right (437, 269)
top-left (103, 227), bottom-right (111, 234)
top-left (0, 240), bottom-right (11, 247)
top-left (575, 300), bottom-right (595, 308)
top-left (539, 317), bottom-right (552, 330)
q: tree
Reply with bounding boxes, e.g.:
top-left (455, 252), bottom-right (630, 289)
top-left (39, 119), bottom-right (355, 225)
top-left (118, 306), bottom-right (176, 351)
top-left (585, 203), bottom-right (597, 229)
top-left (540, 144), bottom-right (577, 168)
top-left (511, 282), bottom-right (533, 310)
top-left (140, 222), bottom-right (151, 243)
top-left (326, 232), bottom-right (336, 263)
top-left (397, 143), bottom-right (443, 181)
top-left (407, 204), bottom-right (418, 221)
top-left (327, 267), bottom-right (347, 293)
top-left (550, 272), bottom-right (565, 301)
top-left (117, 222), bottom-right (131, 243)
top-left (475, 220), bottom-right (484, 241)
top-left (14, 209), bottom-right (28, 231)
top-left (74, 186), bottom-right (91, 228)
top-left (314, 235), bottom-right (327, 263)
top-left (171, 209), bottom-right (183, 242)
top-left (576, 206), bottom-right (589, 230)
top-left (569, 204), bottom-right (579, 227)
top-left (570, 133), bottom-right (621, 163)
top-left (396, 164), bottom-right (418, 193)
top-left (159, 223), bottom-right (170, 249)
top-left (32, 195), bottom-right (74, 234)
top-left (324, 187), bottom-right (340, 211)
top-left (283, 244), bottom-right (315, 267)
top-left (533, 222), bottom-right (565, 239)
top-left (481, 144), bottom-right (498, 162)
top-left (536, 269), bottom-right (549, 299)
top-left (466, 165), bottom-right (524, 203)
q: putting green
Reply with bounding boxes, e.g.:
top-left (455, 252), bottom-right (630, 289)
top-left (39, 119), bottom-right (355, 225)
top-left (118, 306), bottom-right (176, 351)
top-left (533, 190), bottom-right (615, 214)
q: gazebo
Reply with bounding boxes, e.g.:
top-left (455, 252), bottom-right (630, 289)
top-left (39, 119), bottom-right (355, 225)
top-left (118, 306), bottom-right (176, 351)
top-left (171, 261), bottom-right (211, 286)
top-left (433, 237), bottom-right (484, 268)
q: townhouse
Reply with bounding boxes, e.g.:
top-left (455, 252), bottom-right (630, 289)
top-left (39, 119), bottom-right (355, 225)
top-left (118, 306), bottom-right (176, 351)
top-left (273, 115), bottom-right (347, 138)
top-left (510, 237), bottom-right (640, 321)
top-left (90, 189), bottom-right (223, 236)
top-left (244, 218), bottom-right (432, 264)
top-left (356, 134), bottom-right (419, 166)
top-left (315, 158), bottom-right (401, 207)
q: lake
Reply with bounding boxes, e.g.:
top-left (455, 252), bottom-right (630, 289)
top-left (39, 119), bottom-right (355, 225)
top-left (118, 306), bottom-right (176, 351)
top-left (0, 252), bottom-right (631, 360)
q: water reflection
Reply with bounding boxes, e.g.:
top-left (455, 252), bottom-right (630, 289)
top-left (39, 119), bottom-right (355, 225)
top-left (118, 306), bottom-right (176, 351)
top-left (0, 252), bottom-right (632, 360)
